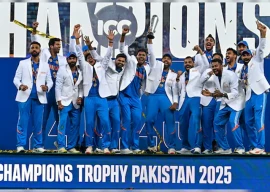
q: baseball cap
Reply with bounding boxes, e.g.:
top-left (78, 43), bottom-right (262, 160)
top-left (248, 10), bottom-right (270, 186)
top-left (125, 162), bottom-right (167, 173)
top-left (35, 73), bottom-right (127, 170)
top-left (82, 45), bottom-right (89, 52)
top-left (66, 52), bottom-right (77, 58)
top-left (241, 49), bottom-right (252, 56)
top-left (162, 53), bottom-right (172, 60)
top-left (237, 40), bottom-right (248, 47)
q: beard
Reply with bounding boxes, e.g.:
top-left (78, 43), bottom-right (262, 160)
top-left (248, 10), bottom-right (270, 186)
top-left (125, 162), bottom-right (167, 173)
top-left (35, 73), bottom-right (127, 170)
top-left (31, 52), bottom-right (39, 57)
top-left (243, 59), bottom-right (250, 65)
top-left (69, 62), bottom-right (76, 68)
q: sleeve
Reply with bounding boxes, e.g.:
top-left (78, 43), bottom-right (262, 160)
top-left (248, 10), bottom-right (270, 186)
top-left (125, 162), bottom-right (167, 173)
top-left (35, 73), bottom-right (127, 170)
top-left (99, 46), bottom-right (113, 70)
top-left (147, 43), bottom-right (157, 68)
top-left (119, 41), bottom-right (132, 62)
top-left (172, 77), bottom-right (179, 103)
top-left (197, 54), bottom-right (209, 74)
top-left (13, 61), bottom-right (23, 90)
top-left (254, 38), bottom-right (266, 63)
top-left (75, 45), bottom-right (85, 69)
top-left (90, 50), bottom-right (103, 62)
top-left (45, 64), bottom-right (53, 92)
top-left (55, 68), bottom-right (65, 102)
top-left (200, 69), bottom-right (212, 84)
top-left (226, 73), bottom-right (239, 100)
top-left (176, 79), bottom-right (182, 96)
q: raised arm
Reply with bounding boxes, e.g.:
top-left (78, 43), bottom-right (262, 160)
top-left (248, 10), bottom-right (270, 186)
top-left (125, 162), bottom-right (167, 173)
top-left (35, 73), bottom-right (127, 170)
top-left (119, 27), bottom-right (132, 61)
top-left (254, 21), bottom-right (267, 64)
top-left (200, 68), bottom-right (213, 85)
top-left (193, 45), bottom-right (209, 73)
top-left (146, 37), bottom-right (157, 68)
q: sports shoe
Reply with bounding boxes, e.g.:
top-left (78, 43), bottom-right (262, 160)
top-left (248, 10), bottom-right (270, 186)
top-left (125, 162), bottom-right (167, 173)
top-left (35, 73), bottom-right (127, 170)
top-left (249, 148), bottom-right (266, 155)
top-left (168, 148), bottom-right (176, 154)
top-left (214, 148), bottom-right (232, 154)
top-left (58, 147), bottom-right (67, 153)
top-left (192, 147), bottom-right (201, 154)
top-left (176, 148), bottom-right (192, 154)
top-left (111, 149), bottom-right (120, 154)
top-left (233, 148), bottom-right (245, 154)
top-left (95, 148), bottom-right (104, 154)
top-left (103, 148), bottom-right (110, 154)
top-left (85, 147), bottom-right (93, 154)
top-left (17, 146), bottom-right (25, 153)
top-left (147, 146), bottom-right (157, 153)
top-left (33, 148), bottom-right (45, 153)
top-left (202, 149), bottom-right (213, 154)
top-left (120, 149), bottom-right (133, 154)
top-left (132, 149), bottom-right (142, 154)
top-left (68, 148), bottom-right (81, 154)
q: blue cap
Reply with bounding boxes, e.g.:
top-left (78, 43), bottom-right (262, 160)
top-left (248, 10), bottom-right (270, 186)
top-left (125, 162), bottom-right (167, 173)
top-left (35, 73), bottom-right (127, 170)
top-left (241, 49), bottom-right (252, 56)
top-left (82, 45), bottom-right (89, 52)
top-left (237, 40), bottom-right (249, 47)
top-left (66, 52), bottom-right (77, 58)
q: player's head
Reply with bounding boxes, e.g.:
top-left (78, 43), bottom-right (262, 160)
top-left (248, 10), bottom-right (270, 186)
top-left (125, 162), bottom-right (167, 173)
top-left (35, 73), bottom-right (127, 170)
top-left (136, 48), bottom-right (147, 66)
top-left (241, 49), bottom-right (253, 65)
top-left (211, 58), bottom-right (223, 76)
top-left (237, 40), bottom-right (249, 55)
top-left (213, 52), bottom-right (223, 61)
top-left (66, 52), bottom-right (77, 68)
top-left (184, 56), bottom-right (194, 71)
top-left (205, 34), bottom-right (215, 51)
top-left (162, 54), bottom-right (172, 69)
top-left (226, 48), bottom-right (237, 64)
top-left (48, 38), bottom-right (61, 54)
top-left (85, 53), bottom-right (96, 66)
top-left (115, 53), bottom-right (127, 69)
top-left (29, 41), bottom-right (41, 57)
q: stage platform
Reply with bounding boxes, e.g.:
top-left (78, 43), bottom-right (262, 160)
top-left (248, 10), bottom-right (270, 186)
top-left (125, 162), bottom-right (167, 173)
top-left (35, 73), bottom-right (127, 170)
top-left (0, 153), bottom-right (269, 191)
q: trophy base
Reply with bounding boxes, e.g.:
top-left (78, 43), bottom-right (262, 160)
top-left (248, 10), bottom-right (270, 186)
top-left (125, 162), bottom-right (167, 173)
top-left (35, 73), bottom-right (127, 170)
top-left (147, 33), bottom-right (155, 39)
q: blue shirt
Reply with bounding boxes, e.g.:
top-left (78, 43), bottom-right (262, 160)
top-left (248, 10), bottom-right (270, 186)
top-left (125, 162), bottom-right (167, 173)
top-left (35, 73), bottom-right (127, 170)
top-left (218, 76), bottom-right (222, 86)
top-left (227, 63), bottom-right (237, 72)
top-left (185, 71), bottom-right (190, 85)
top-left (48, 55), bottom-right (59, 86)
top-left (72, 70), bottom-right (79, 85)
top-left (122, 65), bottom-right (146, 98)
top-left (88, 69), bottom-right (99, 96)
top-left (30, 61), bottom-right (39, 99)
top-left (205, 50), bottom-right (213, 64)
top-left (154, 71), bottom-right (168, 94)
top-left (240, 65), bottom-right (248, 81)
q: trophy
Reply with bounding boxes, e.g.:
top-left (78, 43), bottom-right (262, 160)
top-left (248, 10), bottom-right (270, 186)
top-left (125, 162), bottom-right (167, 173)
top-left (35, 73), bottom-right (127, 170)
top-left (147, 15), bottom-right (159, 39)
top-left (152, 126), bottom-right (164, 154)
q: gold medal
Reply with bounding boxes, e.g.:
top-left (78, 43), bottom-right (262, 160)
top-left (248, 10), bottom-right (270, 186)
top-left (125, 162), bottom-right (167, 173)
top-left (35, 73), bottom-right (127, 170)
top-left (94, 83), bottom-right (97, 87)
top-left (53, 72), bottom-right (56, 78)
top-left (34, 80), bottom-right (36, 84)
top-left (49, 58), bottom-right (52, 62)
top-left (74, 78), bottom-right (77, 84)
top-left (159, 84), bottom-right (163, 87)
top-left (56, 60), bottom-right (59, 64)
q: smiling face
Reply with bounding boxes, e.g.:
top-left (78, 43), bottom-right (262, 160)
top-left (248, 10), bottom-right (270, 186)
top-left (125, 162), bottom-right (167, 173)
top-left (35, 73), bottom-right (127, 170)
top-left (241, 53), bottom-right (252, 64)
top-left (212, 61), bottom-right (223, 76)
top-left (237, 44), bottom-right (248, 55)
top-left (184, 57), bottom-right (194, 71)
top-left (136, 51), bottom-right (147, 66)
top-left (225, 50), bottom-right (237, 64)
top-left (162, 56), bottom-right (172, 69)
top-left (115, 56), bottom-right (126, 68)
top-left (204, 37), bottom-right (215, 51)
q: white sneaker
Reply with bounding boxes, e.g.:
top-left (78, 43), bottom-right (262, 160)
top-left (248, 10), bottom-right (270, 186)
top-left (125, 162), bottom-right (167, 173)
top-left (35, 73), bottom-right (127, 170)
top-left (192, 147), bottom-right (201, 154)
top-left (111, 149), bottom-right (120, 154)
top-left (132, 149), bottom-right (142, 154)
top-left (147, 146), bottom-right (157, 153)
top-left (103, 148), bottom-right (110, 154)
top-left (120, 149), bottom-right (133, 154)
top-left (234, 148), bottom-right (245, 154)
top-left (85, 146), bottom-right (93, 154)
top-left (168, 148), bottom-right (176, 154)
top-left (249, 148), bottom-right (265, 155)
top-left (202, 149), bottom-right (213, 154)
top-left (214, 148), bottom-right (232, 154)
top-left (17, 146), bottom-right (25, 153)
top-left (58, 147), bottom-right (67, 153)
top-left (33, 148), bottom-right (45, 153)
top-left (95, 148), bottom-right (104, 154)
top-left (176, 148), bottom-right (192, 154)
top-left (245, 148), bottom-right (254, 154)
top-left (68, 148), bottom-right (81, 154)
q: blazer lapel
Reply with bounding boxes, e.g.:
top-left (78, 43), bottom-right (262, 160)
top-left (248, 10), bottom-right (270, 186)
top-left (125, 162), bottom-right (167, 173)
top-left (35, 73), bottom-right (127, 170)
top-left (28, 59), bottom-right (33, 79)
top-left (67, 65), bottom-right (74, 86)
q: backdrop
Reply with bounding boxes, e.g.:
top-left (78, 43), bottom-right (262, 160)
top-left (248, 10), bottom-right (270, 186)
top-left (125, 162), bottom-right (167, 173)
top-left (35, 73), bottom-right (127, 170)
top-left (1, 58), bottom-right (270, 151)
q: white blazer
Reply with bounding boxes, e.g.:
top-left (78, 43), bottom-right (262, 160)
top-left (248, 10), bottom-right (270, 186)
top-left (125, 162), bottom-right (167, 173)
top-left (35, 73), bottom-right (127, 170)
top-left (145, 44), bottom-right (178, 104)
top-left (210, 70), bottom-right (240, 111)
top-left (177, 54), bottom-right (209, 110)
top-left (75, 45), bottom-right (112, 98)
top-left (245, 38), bottom-right (270, 101)
top-left (200, 68), bottom-right (217, 106)
top-left (31, 34), bottom-right (67, 67)
top-left (55, 64), bottom-right (83, 109)
top-left (119, 42), bottom-right (151, 94)
top-left (13, 57), bottom-right (53, 104)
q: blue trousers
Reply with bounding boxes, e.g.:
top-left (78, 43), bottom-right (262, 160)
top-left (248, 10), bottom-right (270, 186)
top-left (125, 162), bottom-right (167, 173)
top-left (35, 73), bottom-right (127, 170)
top-left (118, 92), bottom-right (142, 150)
top-left (108, 98), bottom-right (121, 150)
top-left (145, 94), bottom-right (176, 149)
top-left (84, 96), bottom-right (111, 149)
top-left (214, 105), bottom-right (244, 150)
top-left (202, 98), bottom-right (220, 150)
top-left (57, 103), bottom-right (81, 150)
top-left (17, 98), bottom-right (43, 149)
top-left (42, 89), bottom-right (59, 145)
top-left (245, 91), bottom-right (267, 149)
top-left (179, 96), bottom-right (202, 149)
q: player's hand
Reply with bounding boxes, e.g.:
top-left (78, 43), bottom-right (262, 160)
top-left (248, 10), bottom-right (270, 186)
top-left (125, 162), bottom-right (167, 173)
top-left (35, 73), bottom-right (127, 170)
top-left (40, 85), bottom-right (48, 92)
top-left (201, 89), bottom-right (212, 97)
top-left (177, 70), bottom-right (183, 78)
top-left (84, 36), bottom-right (93, 46)
top-left (58, 101), bottom-right (64, 110)
top-left (193, 45), bottom-right (203, 55)
top-left (76, 97), bottom-right (82, 105)
top-left (208, 71), bottom-right (214, 76)
top-left (122, 27), bottom-right (130, 35)
top-left (73, 24), bottom-right (82, 39)
top-left (169, 103), bottom-right (178, 111)
top-left (213, 90), bottom-right (223, 98)
top-left (19, 85), bottom-right (28, 91)
top-left (32, 22), bottom-right (39, 29)
top-left (107, 30), bottom-right (115, 41)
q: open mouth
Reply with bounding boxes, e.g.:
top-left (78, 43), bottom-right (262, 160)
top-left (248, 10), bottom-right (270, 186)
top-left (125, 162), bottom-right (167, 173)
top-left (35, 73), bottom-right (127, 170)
top-left (206, 43), bottom-right (212, 48)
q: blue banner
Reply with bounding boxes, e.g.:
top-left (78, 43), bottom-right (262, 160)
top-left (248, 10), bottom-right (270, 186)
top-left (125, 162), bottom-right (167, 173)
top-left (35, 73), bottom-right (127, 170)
top-left (0, 154), bottom-right (268, 191)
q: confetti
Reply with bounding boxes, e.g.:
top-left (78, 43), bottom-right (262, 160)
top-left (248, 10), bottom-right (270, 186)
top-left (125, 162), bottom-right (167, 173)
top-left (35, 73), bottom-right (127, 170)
top-left (188, 40), bottom-right (190, 43)
top-left (234, 43), bottom-right (237, 46)
top-left (173, 27), bottom-right (176, 30)
top-left (230, 20), bottom-right (232, 23)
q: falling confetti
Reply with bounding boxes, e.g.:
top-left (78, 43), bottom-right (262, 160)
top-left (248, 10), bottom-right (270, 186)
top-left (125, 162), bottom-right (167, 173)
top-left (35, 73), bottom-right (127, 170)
top-left (173, 27), bottom-right (176, 30)
top-left (234, 43), bottom-right (237, 46)
top-left (188, 40), bottom-right (190, 43)
top-left (230, 20), bottom-right (232, 23)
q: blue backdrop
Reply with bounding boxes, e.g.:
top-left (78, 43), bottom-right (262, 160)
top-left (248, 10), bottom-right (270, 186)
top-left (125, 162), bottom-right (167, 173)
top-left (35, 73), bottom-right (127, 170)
top-left (1, 58), bottom-right (270, 151)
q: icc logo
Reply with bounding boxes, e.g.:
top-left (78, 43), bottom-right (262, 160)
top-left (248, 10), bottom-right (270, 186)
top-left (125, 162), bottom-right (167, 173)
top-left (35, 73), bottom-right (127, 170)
top-left (87, 3), bottom-right (138, 49)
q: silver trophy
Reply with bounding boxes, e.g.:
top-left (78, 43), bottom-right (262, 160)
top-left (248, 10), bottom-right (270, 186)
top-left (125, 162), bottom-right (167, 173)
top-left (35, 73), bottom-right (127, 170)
top-left (147, 15), bottom-right (159, 39)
